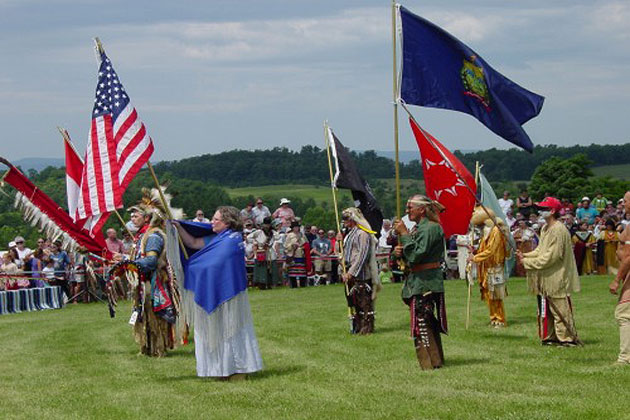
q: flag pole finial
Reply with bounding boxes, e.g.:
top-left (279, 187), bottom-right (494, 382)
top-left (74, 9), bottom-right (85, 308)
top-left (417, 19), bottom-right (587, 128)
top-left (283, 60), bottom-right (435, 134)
top-left (93, 37), bottom-right (105, 56)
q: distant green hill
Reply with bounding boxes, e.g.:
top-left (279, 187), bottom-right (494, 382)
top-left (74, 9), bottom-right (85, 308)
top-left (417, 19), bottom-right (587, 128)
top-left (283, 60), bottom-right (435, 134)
top-left (591, 164), bottom-right (630, 180)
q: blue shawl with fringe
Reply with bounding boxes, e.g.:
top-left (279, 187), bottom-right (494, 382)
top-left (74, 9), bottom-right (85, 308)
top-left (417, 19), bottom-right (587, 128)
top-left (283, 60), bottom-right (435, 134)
top-left (178, 221), bottom-right (247, 315)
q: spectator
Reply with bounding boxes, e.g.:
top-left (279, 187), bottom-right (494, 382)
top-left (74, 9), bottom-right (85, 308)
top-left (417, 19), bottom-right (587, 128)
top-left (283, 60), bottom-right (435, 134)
top-left (192, 209), bottom-right (210, 223)
top-left (592, 192), bottom-right (608, 213)
top-left (105, 228), bottom-right (125, 254)
top-left (1, 252), bottom-right (20, 290)
top-left (29, 248), bottom-right (46, 288)
top-left (600, 220), bottom-right (620, 275)
top-left (240, 203), bottom-right (254, 223)
top-left (605, 201), bottom-right (617, 217)
top-left (560, 198), bottom-right (574, 216)
top-left (285, 221), bottom-right (308, 288)
top-left (311, 229), bottom-right (332, 285)
top-left (14, 236), bottom-right (32, 267)
top-left (49, 240), bottom-right (71, 297)
top-left (121, 230), bottom-right (134, 255)
top-left (327, 230), bottom-right (339, 284)
top-left (505, 210), bottom-right (516, 229)
top-left (251, 198), bottom-right (271, 226)
top-left (576, 197), bottom-right (599, 224)
top-left (305, 225), bottom-right (317, 245)
top-left (42, 258), bottom-right (56, 285)
top-left (572, 222), bottom-right (596, 276)
top-left (272, 198), bottom-right (295, 230)
top-left (512, 220), bottom-right (537, 277)
top-left (516, 190), bottom-right (534, 218)
top-left (498, 191), bottom-right (513, 215)
top-left (378, 219), bottom-right (393, 269)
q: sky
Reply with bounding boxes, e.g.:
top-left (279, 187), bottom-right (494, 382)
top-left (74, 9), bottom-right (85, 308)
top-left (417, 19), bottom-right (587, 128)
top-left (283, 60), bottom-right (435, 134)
top-left (1, 0), bottom-right (629, 162)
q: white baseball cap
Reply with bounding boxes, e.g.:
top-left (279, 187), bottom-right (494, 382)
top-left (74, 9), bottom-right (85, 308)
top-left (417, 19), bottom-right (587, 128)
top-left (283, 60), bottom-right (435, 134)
top-left (581, 197), bottom-right (590, 202)
top-left (280, 198), bottom-right (291, 205)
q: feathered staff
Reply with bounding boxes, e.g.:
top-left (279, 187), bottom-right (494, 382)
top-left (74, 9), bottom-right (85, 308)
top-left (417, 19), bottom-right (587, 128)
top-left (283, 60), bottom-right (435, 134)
top-left (0, 157), bottom-right (111, 258)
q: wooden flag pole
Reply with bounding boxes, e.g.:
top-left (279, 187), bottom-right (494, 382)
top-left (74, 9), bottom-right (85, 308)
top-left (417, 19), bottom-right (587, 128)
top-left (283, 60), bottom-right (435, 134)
top-left (392, 0), bottom-right (401, 219)
top-left (146, 161), bottom-right (189, 259)
top-left (465, 161), bottom-right (480, 330)
top-left (324, 121), bottom-right (355, 333)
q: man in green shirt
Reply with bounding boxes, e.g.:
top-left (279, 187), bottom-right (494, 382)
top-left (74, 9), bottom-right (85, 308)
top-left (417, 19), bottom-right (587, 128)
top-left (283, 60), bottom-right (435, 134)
top-left (394, 194), bottom-right (448, 370)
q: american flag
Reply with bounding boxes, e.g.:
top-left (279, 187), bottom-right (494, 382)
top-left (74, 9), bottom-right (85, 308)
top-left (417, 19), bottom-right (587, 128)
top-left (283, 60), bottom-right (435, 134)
top-left (62, 129), bottom-right (107, 235)
top-left (75, 47), bottom-right (154, 226)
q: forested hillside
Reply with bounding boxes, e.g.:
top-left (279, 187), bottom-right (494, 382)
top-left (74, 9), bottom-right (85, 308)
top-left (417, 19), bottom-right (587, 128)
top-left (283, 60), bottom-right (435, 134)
top-left (2, 142), bottom-right (630, 245)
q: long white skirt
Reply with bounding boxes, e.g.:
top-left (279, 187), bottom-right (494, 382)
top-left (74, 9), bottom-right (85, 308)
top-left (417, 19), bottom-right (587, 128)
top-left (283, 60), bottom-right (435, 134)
top-left (189, 291), bottom-right (263, 377)
top-left (195, 320), bottom-right (263, 377)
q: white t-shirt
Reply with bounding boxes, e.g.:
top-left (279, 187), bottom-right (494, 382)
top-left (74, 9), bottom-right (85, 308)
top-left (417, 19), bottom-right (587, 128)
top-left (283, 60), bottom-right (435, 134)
top-left (498, 198), bottom-right (513, 215)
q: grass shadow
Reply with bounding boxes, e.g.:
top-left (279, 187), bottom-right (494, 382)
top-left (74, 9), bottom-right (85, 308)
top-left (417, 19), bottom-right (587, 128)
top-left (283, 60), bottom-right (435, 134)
top-left (445, 356), bottom-right (490, 367)
top-left (476, 332), bottom-right (530, 342)
top-left (248, 365), bottom-right (306, 380)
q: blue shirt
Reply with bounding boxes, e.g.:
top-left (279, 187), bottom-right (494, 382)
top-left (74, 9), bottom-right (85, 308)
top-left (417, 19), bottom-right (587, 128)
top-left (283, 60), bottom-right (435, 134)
top-left (576, 206), bottom-right (599, 224)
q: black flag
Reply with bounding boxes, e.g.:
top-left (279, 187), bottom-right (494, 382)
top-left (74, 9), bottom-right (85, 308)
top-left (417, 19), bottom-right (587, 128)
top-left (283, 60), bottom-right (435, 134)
top-left (327, 126), bottom-right (384, 236)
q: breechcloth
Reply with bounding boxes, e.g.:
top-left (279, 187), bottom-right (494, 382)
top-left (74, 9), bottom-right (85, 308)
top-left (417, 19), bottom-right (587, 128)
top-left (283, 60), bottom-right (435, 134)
top-left (615, 301), bottom-right (630, 363)
top-left (408, 293), bottom-right (447, 370)
top-left (537, 295), bottom-right (579, 344)
top-left (348, 280), bottom-right (374, 335)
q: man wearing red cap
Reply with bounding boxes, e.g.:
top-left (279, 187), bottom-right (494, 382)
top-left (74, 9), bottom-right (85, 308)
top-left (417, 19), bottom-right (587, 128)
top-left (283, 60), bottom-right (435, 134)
top-left (517, 197), bottom-right (581, 346)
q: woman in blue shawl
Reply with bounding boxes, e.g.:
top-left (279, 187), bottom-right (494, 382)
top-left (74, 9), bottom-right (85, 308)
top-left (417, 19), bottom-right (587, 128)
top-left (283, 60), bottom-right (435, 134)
top-left (173, 206), bottom-right (263, 380)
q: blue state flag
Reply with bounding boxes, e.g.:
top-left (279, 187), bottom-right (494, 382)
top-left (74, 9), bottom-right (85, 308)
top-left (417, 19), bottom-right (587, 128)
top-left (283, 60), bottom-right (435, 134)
top-left (398, 5), bottom-right (544, 152)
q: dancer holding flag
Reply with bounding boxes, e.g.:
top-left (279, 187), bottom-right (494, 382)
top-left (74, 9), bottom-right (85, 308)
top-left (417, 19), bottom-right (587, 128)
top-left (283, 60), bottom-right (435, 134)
top-left (341, 207), bottom-right (381, 335)
top-left (394, 195), bottom-right (448, 370)
top-left (112, 189), bottom-right (181, 357)
top-left (470, 206), bottom-right (509, 328)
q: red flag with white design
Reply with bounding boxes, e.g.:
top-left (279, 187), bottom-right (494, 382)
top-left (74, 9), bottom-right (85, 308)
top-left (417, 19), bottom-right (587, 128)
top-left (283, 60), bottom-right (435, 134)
top-left (408, 117), bottom-right (476, 236)
top-left (63, 129), bottom-right (108, 236)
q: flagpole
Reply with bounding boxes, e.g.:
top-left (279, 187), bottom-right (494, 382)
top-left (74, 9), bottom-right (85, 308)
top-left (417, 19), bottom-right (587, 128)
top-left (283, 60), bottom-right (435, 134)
top-left (392, 0), bottom-right (401, 219)
top-left (398, 100), bottom-right (514, 251)
top-left (465, 161), bottom-right (480, 330)
top-left (146, 161), bottom-right (189, 259)
top-left (324, 121), bottom-right (355, 333)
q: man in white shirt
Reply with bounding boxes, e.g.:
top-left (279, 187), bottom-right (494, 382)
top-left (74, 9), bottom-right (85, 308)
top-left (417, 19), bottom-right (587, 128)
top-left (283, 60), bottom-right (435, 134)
top-left (192, 209), bottom-right (210, 223)
top-left (14, 236), bottom-right (32, 268)
top-left (498, 191), bottom-right (514, 216)
top-left (251, 198), bottom-right (271, 227)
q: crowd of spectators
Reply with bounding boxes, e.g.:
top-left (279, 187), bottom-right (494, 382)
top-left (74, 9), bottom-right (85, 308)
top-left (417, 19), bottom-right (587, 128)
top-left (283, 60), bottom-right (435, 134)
top-left (0, 236), bottom-right (75, 295)
top-left (4, 190), bottom-right (626, 302)
top-left (447, 190), bottom-right (629, 279)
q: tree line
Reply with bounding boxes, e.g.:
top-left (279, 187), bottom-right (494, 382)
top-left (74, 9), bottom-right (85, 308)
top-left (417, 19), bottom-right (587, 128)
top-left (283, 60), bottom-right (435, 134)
top-left (1, 142), bottom-right (630, 247)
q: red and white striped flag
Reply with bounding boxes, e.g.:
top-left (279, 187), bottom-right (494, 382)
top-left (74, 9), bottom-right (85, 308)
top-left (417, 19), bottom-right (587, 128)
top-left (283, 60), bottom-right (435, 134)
top-left (62, 129), bottom-right (108, 235)
top-left (75, 43), bottom-right (154, 228)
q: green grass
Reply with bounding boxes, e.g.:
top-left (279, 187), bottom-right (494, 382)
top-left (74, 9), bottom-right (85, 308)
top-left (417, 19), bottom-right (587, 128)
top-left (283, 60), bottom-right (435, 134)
top-left (226, 184), bottom-right (352, 204)
top-left (591, 164), bottom-right (630, 180)
top-left (1, 276), bottom-right (628, 419)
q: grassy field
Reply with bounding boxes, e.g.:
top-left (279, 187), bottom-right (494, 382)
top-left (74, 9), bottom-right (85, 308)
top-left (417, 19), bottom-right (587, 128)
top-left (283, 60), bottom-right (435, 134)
top-left (226, 184), bottom-right (352, 204)
top-left (591, 164), bottom-right (630, 180)
top-left (1, 275), bottom-right (628, 419)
